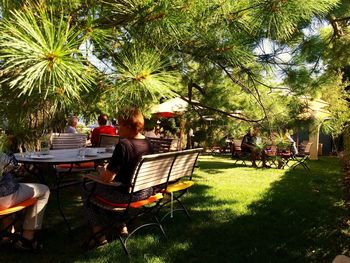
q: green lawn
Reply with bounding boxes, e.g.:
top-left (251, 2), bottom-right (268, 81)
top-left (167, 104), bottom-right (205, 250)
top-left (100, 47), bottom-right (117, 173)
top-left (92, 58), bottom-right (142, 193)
top-left (1, 156), bottom-right (349, 262)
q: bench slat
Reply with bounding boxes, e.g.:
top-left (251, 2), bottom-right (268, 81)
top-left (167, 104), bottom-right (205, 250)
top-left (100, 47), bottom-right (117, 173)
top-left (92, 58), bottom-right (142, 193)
top-left (168, 153), bottom-right (199, 181)
top-left (130, 149), bottom-right (202, 193)
top-left (51, 133), bottom-right (87, 149)
top-left (132, 158), bottom-right (175, 192)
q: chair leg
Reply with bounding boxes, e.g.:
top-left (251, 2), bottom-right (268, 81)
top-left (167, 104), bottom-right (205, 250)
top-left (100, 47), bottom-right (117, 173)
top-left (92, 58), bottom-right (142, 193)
top-left (300, 161), bottom-right (310, 171)
top-left (160, 192), bottom-right (191, 222)
top-left (118, 235), bottom-right (130, 256)
top-left (291, 157), bottom-right (309, 171)
top-left (153, 215), bottom-right (167, 239)
top-left (173, 196), bottom-right (191, 220)
top-left (119, 213), bottom-right (167, 255)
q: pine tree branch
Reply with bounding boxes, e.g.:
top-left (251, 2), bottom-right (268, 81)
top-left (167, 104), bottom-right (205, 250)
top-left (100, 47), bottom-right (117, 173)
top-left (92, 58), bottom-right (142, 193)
top-left (328, 15), bottom-right (345, 37)
top-left (171, 90), bottom-right (264, 123)
top-left (217, 62), bottom-right (268, 115)
top-left (333, 16), bottom-right (350, 23)
top-left (230, 3), bottom-right (263, 16)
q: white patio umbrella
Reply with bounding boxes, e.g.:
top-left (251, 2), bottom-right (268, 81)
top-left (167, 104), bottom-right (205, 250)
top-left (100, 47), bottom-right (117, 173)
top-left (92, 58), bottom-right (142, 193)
top-left (151, 97), bottom-right (189, 118)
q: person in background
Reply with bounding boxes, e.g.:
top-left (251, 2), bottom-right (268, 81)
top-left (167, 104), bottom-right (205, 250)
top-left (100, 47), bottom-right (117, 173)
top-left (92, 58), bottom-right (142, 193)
top-left (90, 114), bottom-right (117, 147)
top-left (241, 126), bottom-right (268, 168)
top-left (154, 128), bottom-right (161, 138)
top-left (65, 116), bottom-right (78, 133)
top-left (82, 108), bottom-right (154, 249)
top-left (285, 129), bottom-right (298, 155)
top-left (111, 119), bottom-right (119, 134)
top-left (144, 127), bottom-right (157, 138)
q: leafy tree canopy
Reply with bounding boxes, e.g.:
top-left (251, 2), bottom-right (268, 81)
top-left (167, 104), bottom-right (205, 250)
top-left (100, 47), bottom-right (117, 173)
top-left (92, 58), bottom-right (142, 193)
top-left (0, 0), bottom-right (349, 147)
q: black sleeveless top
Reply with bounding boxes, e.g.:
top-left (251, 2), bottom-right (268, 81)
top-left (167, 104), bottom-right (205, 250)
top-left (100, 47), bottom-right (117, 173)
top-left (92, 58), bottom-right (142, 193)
top-left (106, 138), bottom-right (153, 193)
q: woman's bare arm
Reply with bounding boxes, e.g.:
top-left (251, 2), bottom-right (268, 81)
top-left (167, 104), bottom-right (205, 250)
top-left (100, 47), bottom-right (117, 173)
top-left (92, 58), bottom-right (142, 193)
top-left (97, 165), bottom-right (117, 182)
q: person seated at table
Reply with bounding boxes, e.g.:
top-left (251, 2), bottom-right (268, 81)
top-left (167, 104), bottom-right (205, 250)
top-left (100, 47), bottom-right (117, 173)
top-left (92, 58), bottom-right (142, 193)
top-left (65, 116), bottom-right (78, 133)
top-left (90, 114), bottom-right (117, 147)
top-left (0, 176), bottom-right (50, 251)
top-left (82, 108), bottom-right (154, 249)
top-left (241, 126), bottom-right (268, 168)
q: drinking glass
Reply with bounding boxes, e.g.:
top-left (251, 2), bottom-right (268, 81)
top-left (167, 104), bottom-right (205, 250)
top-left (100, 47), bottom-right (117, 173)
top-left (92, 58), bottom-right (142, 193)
top-left (25, 145), bottom-right (34, 158)
top-left (78, 146), bottom-right (86, 159)
top-left (40, 141), bottom-right (50, 155)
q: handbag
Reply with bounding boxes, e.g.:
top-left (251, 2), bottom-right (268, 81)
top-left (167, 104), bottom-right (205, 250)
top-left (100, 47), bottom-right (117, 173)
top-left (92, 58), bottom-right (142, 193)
top-left (0, 171), bottom-right (19, 197)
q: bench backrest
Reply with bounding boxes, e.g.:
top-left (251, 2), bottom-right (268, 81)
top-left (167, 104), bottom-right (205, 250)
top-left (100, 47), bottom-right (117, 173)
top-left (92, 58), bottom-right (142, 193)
top-left (168, 148), bottom-right (201, 182)
top-left (148, 137), bottom-right (173, 153)
top-left (98, 134), bottom-right (119, 147)
top-left (50, 133), bottom-right (87, 149)
top-left (130, 148), bottom-right (203, 193)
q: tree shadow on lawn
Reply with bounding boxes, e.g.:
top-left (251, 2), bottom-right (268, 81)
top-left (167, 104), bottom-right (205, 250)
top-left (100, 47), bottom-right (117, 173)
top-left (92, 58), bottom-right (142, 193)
top-left (199, 157), bottom-right (253, 173)
top-left (1, 157), bottom-right (348, 263)
top-left (168, 157), bottom-right (349, 263)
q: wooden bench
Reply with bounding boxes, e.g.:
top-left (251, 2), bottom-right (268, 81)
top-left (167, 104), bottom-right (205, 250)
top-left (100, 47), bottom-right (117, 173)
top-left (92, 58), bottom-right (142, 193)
top-left (84, 148), bottom-right (203, 255)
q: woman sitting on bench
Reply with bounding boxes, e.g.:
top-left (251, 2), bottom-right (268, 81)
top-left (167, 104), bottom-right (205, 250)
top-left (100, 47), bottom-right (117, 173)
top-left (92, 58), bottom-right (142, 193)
top-left (82, 108), bottom-right (154, 249)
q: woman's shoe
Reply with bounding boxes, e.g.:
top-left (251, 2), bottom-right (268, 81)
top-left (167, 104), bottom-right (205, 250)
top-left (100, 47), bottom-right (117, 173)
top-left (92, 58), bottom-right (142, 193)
top-left (119, 225), bottom-right (129, 237)
top-left (13, 235), bottom-right (43, 251)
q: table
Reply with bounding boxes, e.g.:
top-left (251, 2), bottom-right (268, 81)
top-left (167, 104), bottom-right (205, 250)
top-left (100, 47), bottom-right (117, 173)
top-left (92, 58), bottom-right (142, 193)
top-left (14, 148), bottom-right (113, 232)
top-left (266, 151), bottom-right (293, 169)
top-left (15, 148), bottom-right (112, 165)
top-left (276, 151), bottom-right (293, 169)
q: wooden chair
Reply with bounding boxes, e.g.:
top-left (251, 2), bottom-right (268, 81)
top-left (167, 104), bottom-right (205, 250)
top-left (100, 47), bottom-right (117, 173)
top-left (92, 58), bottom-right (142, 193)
top-left (291, 142), bottom-right (313, 171)
top-left (50, 133), bottom-right (87, 149)
top-left (264, 145), bottom-right (278, 167)
top-left (50, 133), bottom-right (94, 191)
top-left (148, 137), bottom-right (173, 153)
top-left (98, 134), bottom-right (119, 147)
top-left (50, 133), bottom-right (94, 170)
top-left (231, 139), bottom-right (250, 165)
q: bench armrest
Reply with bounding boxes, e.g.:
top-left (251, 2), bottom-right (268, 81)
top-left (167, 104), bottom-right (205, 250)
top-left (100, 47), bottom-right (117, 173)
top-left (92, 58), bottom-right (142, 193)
top-left (83, 174), bottom-right (121, 187)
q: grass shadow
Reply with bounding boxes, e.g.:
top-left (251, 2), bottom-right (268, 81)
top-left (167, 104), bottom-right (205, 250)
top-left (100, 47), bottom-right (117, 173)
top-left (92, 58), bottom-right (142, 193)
top-left (1, 156), bottom-right (348, 263)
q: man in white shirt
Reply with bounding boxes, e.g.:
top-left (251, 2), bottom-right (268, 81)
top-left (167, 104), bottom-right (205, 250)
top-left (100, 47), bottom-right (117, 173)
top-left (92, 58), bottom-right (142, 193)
top-left (65, 116), bottom-right (78, 133)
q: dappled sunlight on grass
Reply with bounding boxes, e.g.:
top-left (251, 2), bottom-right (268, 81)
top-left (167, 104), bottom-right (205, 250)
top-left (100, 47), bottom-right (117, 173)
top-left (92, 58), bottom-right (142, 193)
top-left (1, 155), bottom-right (348, 262)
